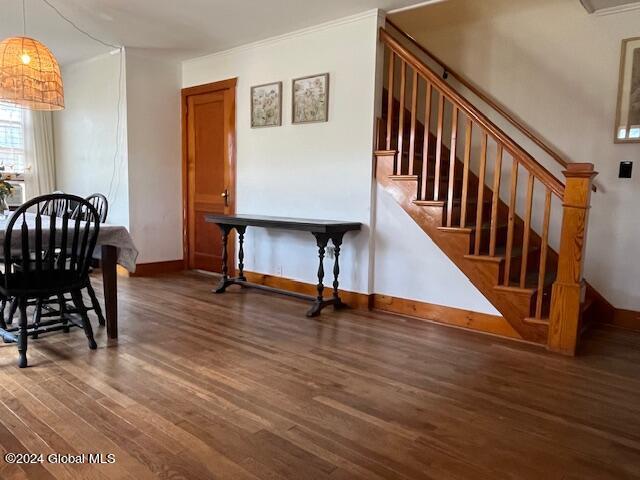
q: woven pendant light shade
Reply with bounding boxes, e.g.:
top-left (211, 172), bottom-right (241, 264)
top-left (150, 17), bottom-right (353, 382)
top-left (0, 36), bottom-right (64, 111)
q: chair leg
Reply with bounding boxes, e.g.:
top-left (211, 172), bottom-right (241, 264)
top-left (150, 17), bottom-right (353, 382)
top-left (0, 300), bottom-right (6, 330)
top-left (58, 294), bottom-right (69, 333)
top-left (7, 298), bottom-right (18, 325)
top-left (17, 298), bottom-right (28, 368)
top-left (71, 290), bottom-right (97, 350)
top-left (86, 283), bottom-right (105, 327)
top-left (32, 299), bottom-right (42, 340)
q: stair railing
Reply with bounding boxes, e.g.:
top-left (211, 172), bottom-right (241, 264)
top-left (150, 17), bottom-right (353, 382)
top-left (385, 19), bottom-right (578, 174)
top-left (377, 27), bottom-right (597, 353)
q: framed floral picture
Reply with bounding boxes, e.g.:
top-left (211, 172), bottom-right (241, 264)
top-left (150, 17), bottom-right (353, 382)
top-left (615, 37), bottom-right (640, 143)
top-left (251, 81), bottom-right (282, 128)
top-left (292, 73), bottom-right (329, 124)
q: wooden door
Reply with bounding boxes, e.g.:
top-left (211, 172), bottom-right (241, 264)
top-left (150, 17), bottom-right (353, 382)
top-left (183, 79), bottom-right (236, 273)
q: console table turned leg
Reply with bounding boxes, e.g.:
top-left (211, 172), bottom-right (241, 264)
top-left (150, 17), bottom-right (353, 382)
top-left (214, 224), bottom-right (234, 294)
top-left (307, 233), bottom-right (330, 317)
top-left (237, 226), bottom-right (247, 282)
top-left (331, 233), bottom-right (345, 310)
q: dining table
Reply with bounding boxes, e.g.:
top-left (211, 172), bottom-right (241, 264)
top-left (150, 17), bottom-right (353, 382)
top-left (0, 212), bottom-right (138, 339)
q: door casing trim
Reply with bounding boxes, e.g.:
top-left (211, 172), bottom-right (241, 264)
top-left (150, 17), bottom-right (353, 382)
top-left (181, 78), bottom-right (238, 272)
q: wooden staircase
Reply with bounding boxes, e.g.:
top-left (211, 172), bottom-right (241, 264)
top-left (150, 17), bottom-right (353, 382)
top-left (375, 26), bottom-right (600, 354)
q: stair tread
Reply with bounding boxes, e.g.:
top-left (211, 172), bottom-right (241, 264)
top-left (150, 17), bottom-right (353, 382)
top-left (438, 226), bottom-right (473, 234)
top-left (413, 200), bottom-right (445, 207)
top-left (523, 317), bottom-right (549, 325)
top-left (465, 244), bottom-right (542, 263)
top-left (389, 175), bottom-right (419, 181)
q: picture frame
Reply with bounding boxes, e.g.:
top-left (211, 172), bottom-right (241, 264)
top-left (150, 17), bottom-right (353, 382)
top-left (251, 81), bottom-right (282, 128)
top-left (614, 37), bottom-right (640, 143)
top-left (292, 73), bottom-right (329, 124)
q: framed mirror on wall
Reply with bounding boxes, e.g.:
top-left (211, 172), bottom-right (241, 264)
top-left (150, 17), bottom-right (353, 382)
top-left (615, 37), bottom-right (640, 143)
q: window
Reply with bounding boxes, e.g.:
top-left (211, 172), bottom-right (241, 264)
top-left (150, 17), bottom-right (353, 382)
top-left (0, 103), bottom-right (27, 205)
top-left (0, 103), bottom-right (26, 174)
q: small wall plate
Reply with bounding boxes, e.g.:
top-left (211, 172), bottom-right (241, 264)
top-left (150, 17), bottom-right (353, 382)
top-left (619, 161), bottom-right (633, 178)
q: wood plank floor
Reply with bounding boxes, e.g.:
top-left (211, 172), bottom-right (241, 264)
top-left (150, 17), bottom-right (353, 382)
top-left (0, 271), bottom-right (639, 479)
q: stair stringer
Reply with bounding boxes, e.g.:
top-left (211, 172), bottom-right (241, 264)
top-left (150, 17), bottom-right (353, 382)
top-left (376, 151), bottom-right (548, 344)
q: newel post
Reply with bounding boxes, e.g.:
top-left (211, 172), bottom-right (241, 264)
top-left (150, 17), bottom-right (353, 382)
top-left (548, 163), bottom-right (597, 355)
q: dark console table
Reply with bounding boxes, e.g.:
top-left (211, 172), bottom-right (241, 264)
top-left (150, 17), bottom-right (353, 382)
top-left (205, 214), bottom-right (361, 317)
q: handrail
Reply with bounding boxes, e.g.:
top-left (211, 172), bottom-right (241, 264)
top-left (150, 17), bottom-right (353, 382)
top-left (385, 19), bottom-right (572, 170)
top-left (380, 28), bottom-right (566, 199)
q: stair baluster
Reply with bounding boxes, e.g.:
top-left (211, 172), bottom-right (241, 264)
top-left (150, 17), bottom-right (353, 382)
top-left (397, 61), bottom-right (406, 175)
top-left (420, 83), bottom-right (432, 200)
top-left (408, 69), bottom-right (419, 176)
top-left (433, 94), bottom-right (445, 200)
top-left (459, 119), bottom-right (472, 228)
top-left (503, 159), bottom-right (518, 285)
top-left (520, 173), bottom-right (535, 288)
top-left (474, 133), bottom-right (488, 255)
top-left (535, 189), bottom-right (552, 319)
top-left (489, 145), bottom-right (503, 256)
top-left (386, 50), bottom-right (395, 151)
top-left (446, 107), bottom-right (459, 227)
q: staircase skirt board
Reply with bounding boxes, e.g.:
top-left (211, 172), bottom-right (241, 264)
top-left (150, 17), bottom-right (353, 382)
top-left (372, 294), bottom-right (525, 341)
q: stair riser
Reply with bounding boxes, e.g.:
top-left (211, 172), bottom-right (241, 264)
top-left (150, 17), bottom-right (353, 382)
top-left (504, 252), bottom-right (549, 286)
top-left (448, 203), bottom-right (494, 228)
top-left (470, 225), bottom-right (509, 252)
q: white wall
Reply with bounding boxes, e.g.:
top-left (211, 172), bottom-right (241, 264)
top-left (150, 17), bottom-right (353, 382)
top-left (373, 185), bottom-right (501, 314)
top-left (53, 50), bottom-right (129, 228)
top-left (54, 48), bottom-right (183, 265)
top-left (182, 10), bottom-right (383, 293)
top-left (126, 49), bottom-right (183, 264)
top-left (392, 0), bottom-right (640, 310)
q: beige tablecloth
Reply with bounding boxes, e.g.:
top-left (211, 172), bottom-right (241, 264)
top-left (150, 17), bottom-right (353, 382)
top-left (0, 213), bottom-right (138, 272)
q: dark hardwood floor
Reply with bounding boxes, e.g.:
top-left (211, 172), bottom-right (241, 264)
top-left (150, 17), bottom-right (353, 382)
top-left (0, 271), bottom-right (639, 479)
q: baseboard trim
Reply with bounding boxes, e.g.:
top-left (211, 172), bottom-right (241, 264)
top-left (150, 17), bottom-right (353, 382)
top-left (371, 294), bottom-right (522, 340)
top-left (244, 271), bottom-right (372, 310)
top-left (129, 260), bottom-right (185, 277)
top-left (243, 270), bottom-right (521, 340)
top-left (609, 308), bottom-right (640, 331)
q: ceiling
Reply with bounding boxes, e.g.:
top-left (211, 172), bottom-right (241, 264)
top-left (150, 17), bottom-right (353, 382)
top-left (0, 0), bottom-right (426, 65)
top-left (580, 0), bottom-right (640, 12)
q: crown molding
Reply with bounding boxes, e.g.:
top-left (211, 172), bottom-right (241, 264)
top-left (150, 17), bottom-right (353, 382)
top-left (582, 0), bottom-right (640, 16)
top-left (387, 0), bottom-right (448, 14)
top-left (183, 9), bottom-right (382, 65)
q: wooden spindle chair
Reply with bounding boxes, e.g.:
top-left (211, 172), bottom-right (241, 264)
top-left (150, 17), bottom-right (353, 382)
top-left (1, 191), bottom-right (71, 326)
top-left (0, 194), bottom-right (101, 368)
top-left (4, 193), bottom-right (110, 328)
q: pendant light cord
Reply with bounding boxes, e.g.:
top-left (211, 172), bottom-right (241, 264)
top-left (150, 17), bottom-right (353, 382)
top-left (38, 0), bottom-right (124, 204)
top-left (40, 0), bottom-right (121, 50)
top-left (22, 0), bottom-right (26, 36)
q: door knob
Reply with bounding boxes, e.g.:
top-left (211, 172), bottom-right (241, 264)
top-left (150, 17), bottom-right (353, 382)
top-left (221, 189), bottom-right (229, 206)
